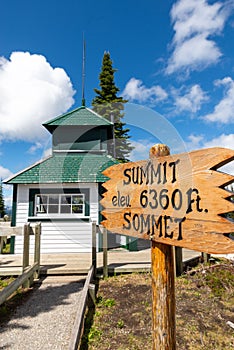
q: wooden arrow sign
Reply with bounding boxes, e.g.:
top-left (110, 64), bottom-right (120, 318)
top-left (101, 147), bottom-right (234, 254)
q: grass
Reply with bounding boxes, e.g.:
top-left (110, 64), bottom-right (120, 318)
top-left (0, 277), bottom-right (15, 291)
top-left (2, 243), bottom-right (11, 254)
top-left (81, 260), bottom-right (234, 350)
top-left (1, 242), bottom-right (11, 254)
top-left (97, 296), bottom-right (116, 308)
top-left (0, 276), bottom-right (30, 323)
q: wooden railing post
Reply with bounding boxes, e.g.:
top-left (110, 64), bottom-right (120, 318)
top-left (102, 226), bottom-right (108, 278)
top-left (175, 247), bottom-right (183, 276)
top-left (23, 223), bottom-right (30, 271)
top-left (92, 221), bottom-right (97, 278)
top-left (202, 252), bottom-right (211, 263)
top-left (23, 223), bottom-right (30, 288)
top-left (34, 223), bottom-right (41, 279)
top-left (0, 263), bottom-right (41, 306)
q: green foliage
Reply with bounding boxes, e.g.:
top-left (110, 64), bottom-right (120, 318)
top-left (0, 277), bottom-right (15, 290)
top-left (88, 326), bottom-right (102, 343)
top-left (97, 295), bottom-right (116, 308)
top-left (0, 179), bottom-right (5, 218)
top-left (103, 298), bottom-right (115, 307)
top-left (117, 319), bottom-right (125, 328)
top-left (2, 243), bottom-right (10, 254)
top-left (92, 52), bottom-right (133, 162)
top-left (204, 267), bottom-right (234, 298)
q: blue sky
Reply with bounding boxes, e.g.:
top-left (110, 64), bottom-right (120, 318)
top-left (0, 0), bottom-right (234, 205)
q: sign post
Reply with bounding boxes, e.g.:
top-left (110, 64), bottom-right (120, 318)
top-left (150, 144), bottom-right (176, 349)
top-left (101, 145), bottom-right (234, 349)
top-left (151, 240), bottom-right (175, 349)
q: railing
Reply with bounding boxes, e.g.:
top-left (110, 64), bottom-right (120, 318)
top-left (91, 222), bottom-right (108, 279)
top-left (0, 222), bottom-right (22, 253)
top-left (68, 222), bottom-right (107, 349)
top-left (0, 223), bottom-right (41, 305)
top-left (68, 265), bottom-right (95, 350)
top-left (96, 224), bottom-right (108, 278)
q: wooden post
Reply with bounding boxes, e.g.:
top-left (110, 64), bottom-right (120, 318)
top-left (92, 221), bottom-right (97, 278)
top-left (202, 252), bottom-right (211, 263)
top-left (102, 226), bottom-right (108, 278)
top-left (34, 223), bottom-right (41, 279)
top-left (23, 223), bottom-right (30, 271)
top-left (152, 242), bottom-right (176, 349)
top-left (175, 247), bottom-right (183, 276)
top-left (101, 145), bottom-right (234, 349)
top-left (23, 223), bottom-right (30, 288)
top-left (150, 144), bottom-right (176, 350)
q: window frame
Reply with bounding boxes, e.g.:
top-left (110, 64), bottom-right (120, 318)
top-left (34, 193), bottom-right (85, 216)
top-left (29, 188), bottom-right (90, 219)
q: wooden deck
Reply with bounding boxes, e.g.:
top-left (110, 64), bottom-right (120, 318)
top-left (0, 248), bottom-right (201, 276)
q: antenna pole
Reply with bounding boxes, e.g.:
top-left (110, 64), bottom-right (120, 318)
top-left (82, 34), bottom-right (86, 106)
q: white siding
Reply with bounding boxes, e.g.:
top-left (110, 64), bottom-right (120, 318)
top-left (14, 183), bottom-right (99, 254)
top-left (15, 185), bottom-right (30, 226)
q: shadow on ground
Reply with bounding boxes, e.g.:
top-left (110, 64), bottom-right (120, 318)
top-left (0, 276), bottom-right (85, 334)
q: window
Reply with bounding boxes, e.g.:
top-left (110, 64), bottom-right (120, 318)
top-left (29, 188), bottom-right (90, 218)
top-left (35, 194), bottom-right (85, 216)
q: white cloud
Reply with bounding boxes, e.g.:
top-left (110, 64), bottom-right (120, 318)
top-left (0, 165), bottom-right (13, 180)
top-left (173, 84), bottom-right (208, 113)
top-left (122, 78), bottom-right (168, 105)
top-left (186, 133), bottom-right (234, 174)
top-left (1, 183), bottom-right (13, 207)
top-left (131, 133), bottom-right (234, 175)
top-left (171, 0), bottom-right (226, 44)
top-left (186, 133), bottom-right (234, 151)
top-left (3, 195), bottom-right (13, 208)
top-left (203, 77), bottom-right (234, 123)
top-left (0, 51), bottom-right (75, 142)
top-left (129, 140), bottom-right (155, 161)
top-left (166, 0), bottom-right (233, 74)
top-left (167, 34), bottom-right (222, 74)
top-left (27, 142), bottom-right (43, 154)
top-left (186, 134), bottom-right (204, 150)
top-left (204, 134), bottom-right (234, 175)
top-left (42, 147), bottom-right (52, 158)
top-left (203, 133), bottom-right (234, 149)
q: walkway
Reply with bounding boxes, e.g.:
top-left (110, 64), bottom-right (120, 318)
top-left (0, 248), bottom-right (201, 276)
top-left (0, 248), bottom-right (201, 349)
top-left (0, 275), bottom-right (85, 350)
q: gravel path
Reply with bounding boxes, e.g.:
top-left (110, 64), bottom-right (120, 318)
top-left (0, 276), bottom-right (85, 350)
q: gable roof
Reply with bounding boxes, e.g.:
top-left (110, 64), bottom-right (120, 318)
top-left (5, 153), bottom-right (118, 184)
top-left (43, 106), bottom-right (112, 131)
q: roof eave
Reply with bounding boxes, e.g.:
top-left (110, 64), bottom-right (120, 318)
top-left (4, 155), bottom-right (52, 184)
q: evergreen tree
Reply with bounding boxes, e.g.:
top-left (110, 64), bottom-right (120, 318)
top-left (92, 52), bottom-right (133, 162)
top-left (0, 179), bottom-right (5, 218)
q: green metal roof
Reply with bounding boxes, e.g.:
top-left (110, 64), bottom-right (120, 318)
top-left (43, 106), bottom-right (113, 128)
top-left (5, 153), bottom-right (118, 184)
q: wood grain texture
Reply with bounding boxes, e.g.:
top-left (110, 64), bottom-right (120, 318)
top-left (151, 241), bottom-right (176, 350)
top-left (101, 212), bottom-right (234, 254)
top-left (150, 144), bottom-right (176, 350)
top-left (101, 147), bottom-right (234, 254)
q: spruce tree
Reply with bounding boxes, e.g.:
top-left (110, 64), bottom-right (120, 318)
top-left (0, 179), bottom-right (5, 218)
top-left (92, 52), bottom-right (133, 162)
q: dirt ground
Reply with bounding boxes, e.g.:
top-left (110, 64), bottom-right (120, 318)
top-left (82, 258), bottom-right (234, 350)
